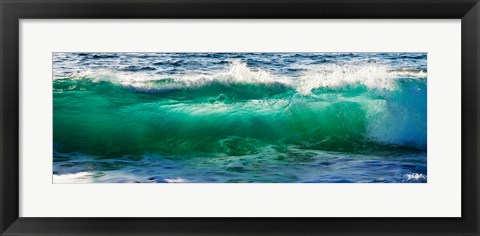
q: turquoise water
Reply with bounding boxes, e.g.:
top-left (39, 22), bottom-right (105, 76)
top-left (53, 53), bottom-right (427, 183)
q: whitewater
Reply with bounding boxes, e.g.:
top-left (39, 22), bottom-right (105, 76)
top-left (53, 52), bottom-right (427, 183)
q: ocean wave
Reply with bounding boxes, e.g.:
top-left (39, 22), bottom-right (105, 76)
top-left (54, 60), bottom-right (426, 95)
top-left (54, 60), bottom-right (426, 151)
top-left (54, 89), bottom-right (426, 152)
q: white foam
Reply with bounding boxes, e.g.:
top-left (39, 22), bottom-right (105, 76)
top-left (164, 178), bottom-right (188, 183)
top-left (53, 172), bottom-right (94, 184)
top-left (76, 69), bottom-right (157, 82)
top-left (171, 60), bottom-right (282, 88)
top-left (55, 60), bottom-right (427, 96)
top-left (390, 69), bottom-right (427, 79)
top-left (295, 64), bottom-right (398, 94)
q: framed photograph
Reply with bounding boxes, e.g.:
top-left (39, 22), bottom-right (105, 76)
top-left (1, 0), bottom-right (479, 235)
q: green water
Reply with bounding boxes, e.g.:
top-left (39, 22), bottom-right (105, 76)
top-left (54, 78), bottom-right (426, 158)
top-left (52, 52), bottom-right (427, 183)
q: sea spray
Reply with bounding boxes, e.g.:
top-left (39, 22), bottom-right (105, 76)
top-left (53, 52), bottom-right (427, 183)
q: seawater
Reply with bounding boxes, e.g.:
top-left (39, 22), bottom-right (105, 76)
top-left (53, 53), bottom-right (427, 183)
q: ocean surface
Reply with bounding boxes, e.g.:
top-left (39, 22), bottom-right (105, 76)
top-left (53, 52), bottom-right (427, 183)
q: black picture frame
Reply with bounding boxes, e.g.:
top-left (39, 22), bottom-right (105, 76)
top-left (1, 0), bottom-right (479, 235)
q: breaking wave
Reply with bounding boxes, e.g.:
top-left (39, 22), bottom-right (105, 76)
top-left (54, 60), bottom-right (426, 95)
top-left (53, 60), bottom-right (426, 157)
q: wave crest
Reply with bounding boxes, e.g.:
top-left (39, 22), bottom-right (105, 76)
top-left (55, 60), bottom-right (426, 95)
